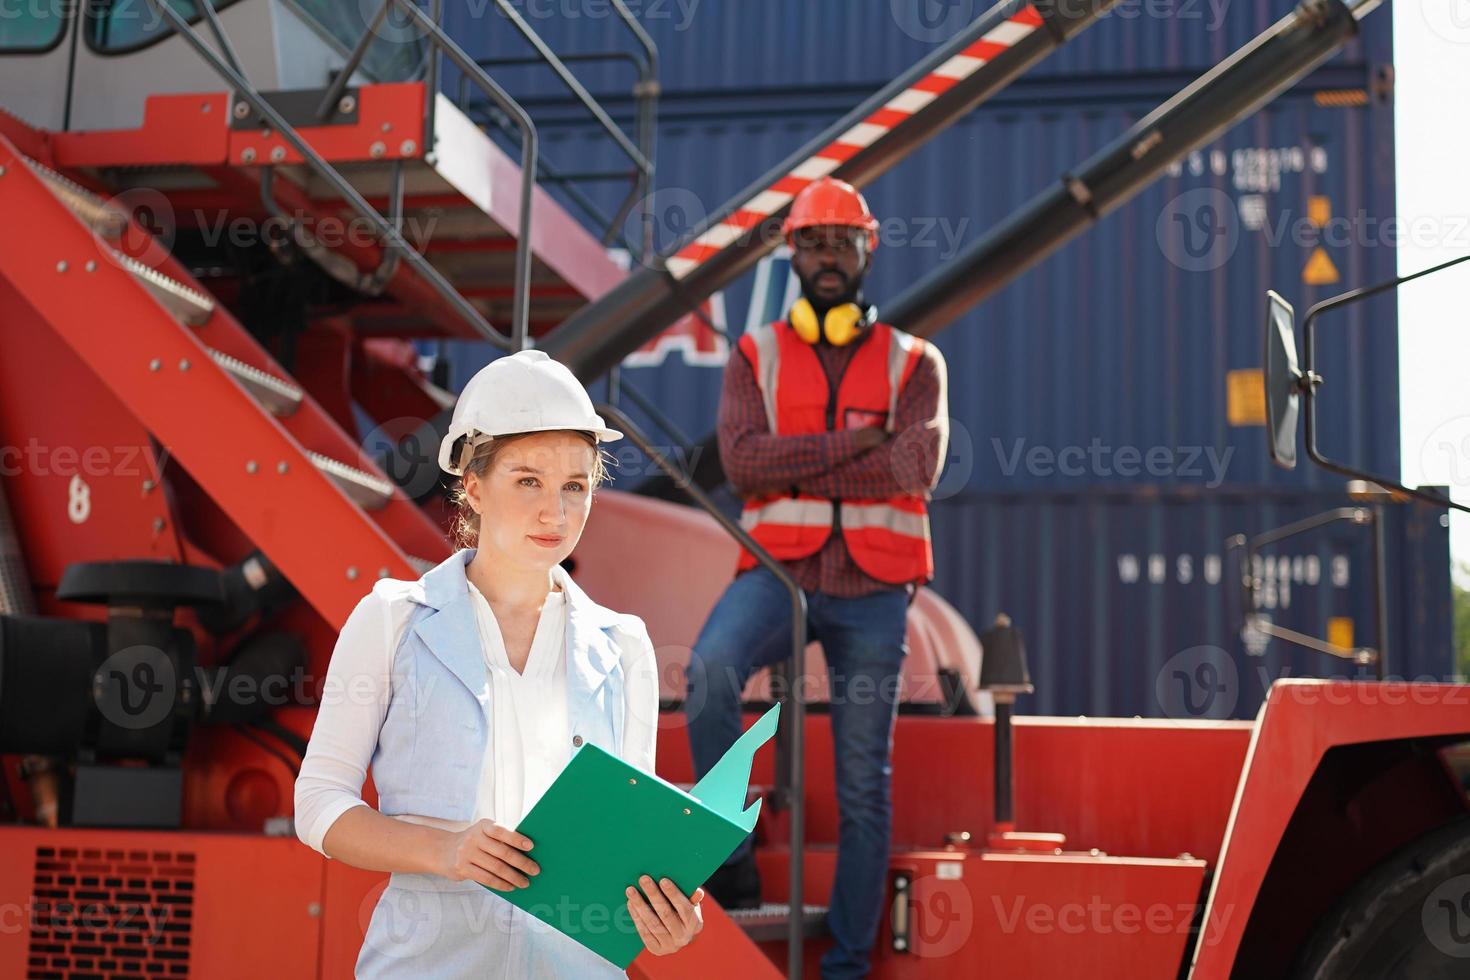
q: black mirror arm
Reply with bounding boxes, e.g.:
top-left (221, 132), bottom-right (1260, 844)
top-left (1300, 253), bottom-right (1470, 515)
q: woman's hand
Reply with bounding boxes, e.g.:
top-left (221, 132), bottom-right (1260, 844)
top-left (437, 819), bottom-right (540, 891)
top-left (626, 875), bottom-right (704, 955)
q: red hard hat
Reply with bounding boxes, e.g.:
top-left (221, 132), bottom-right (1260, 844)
top-left (782, 176), bottom-right (879, 249)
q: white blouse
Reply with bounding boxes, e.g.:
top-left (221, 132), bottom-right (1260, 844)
top-left (466, 579), bottom-right (571, 827)
top-left (295, 565), bottom-right (594, 854)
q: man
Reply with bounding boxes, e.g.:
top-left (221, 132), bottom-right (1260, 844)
top-left (686, 176), bottom-right (948, 979)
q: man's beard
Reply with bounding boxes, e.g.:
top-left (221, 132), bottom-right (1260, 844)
top-left (797, 267), bottom-right (862, 311)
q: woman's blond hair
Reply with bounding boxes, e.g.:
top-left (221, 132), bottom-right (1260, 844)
top-left (448, 430), bottom-right (612, 548)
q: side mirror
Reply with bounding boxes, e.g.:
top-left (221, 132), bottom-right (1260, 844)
top-left (1263, 290), bottom-right (1302, 470)
top-left (1260, 254), bottom-right (1470, 515)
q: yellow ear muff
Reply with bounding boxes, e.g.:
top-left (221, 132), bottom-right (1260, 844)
top-left (790, 299), bottom-right (871, 346)
top-left (789, 298), bottom-right (821, 344)
top-left (822, 303), bottom-right (866, 346)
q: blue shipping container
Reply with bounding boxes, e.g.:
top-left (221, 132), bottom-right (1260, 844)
top-left (448, 0), bottom-right (1391, 106)
top-left (443, 87), bottom-right (1400, 493)
top-left (928, 487), bottom-right (1454, 721)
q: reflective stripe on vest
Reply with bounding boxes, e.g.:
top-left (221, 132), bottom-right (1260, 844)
top-left (738, 495), bottom-right (833, 531)
top-left (841, 501), bottom-right (928, 538)
top-left (734, 320), bottom-right (933, 585)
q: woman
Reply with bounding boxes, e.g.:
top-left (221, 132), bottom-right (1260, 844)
top-left (294, 349), bottom-right (704, 977)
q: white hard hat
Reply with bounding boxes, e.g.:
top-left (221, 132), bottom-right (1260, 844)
top-left (438, 349), bottom-right (623, 476)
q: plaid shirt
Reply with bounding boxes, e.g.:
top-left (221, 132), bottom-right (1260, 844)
top-left (717, 325), bottom-right (948, 598)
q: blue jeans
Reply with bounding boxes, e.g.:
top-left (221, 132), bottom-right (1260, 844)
top-left (685, 566), bottom-right (909, 980)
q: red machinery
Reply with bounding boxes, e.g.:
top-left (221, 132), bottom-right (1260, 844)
top-left (1, 1), bottom-right (1466, 978)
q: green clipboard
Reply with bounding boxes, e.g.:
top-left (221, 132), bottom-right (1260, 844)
top-left (495, 703), bottom-right (781, 968)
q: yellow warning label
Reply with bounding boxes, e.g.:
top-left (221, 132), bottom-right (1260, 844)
top-left (1327, 617), bottom-right (1354, 652)
top-left (1308, 195), bottom-right (1332, 228)
top-left (1226, 369), bottom-right (1267, 427)
top-left (1303, 247), bottom-right (1340, 285)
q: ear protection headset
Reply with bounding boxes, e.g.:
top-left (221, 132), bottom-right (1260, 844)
top-left (788, 298), bottom-right (876, 346)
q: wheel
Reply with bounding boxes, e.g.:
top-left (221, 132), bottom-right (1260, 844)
top-left (1292, 817), bottom-right (1470, 979)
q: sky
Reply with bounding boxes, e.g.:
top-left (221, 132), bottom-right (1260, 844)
top-left (1393, 1), bottom-right (1470, 586)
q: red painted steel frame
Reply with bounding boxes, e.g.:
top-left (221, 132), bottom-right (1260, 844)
top-left (654, 713), bottom-right (1253, 863)
top-left (1188, 679), bottom-right (1470, 979)
top-left (0, 827), bottom-right (324, 980)
top-left (4, 85), bottom-right (623, 341)
top-left (0, 133), bottom-right (448, 628)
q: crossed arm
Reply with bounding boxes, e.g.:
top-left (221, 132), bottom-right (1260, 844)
top-left (717, 342), bottom-right (949, 499)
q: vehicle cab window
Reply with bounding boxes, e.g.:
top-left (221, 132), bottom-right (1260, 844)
top-left (84, 0), bottom-right (243, 55)
top-left (0, 1), bottom-right (68, 53)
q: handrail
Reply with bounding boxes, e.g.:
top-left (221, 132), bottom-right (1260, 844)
top-left (488, 0), bottom-right (651, 175)
top-left (462, 17), bottom-right (658, 260)
top-left (610, 0), bottom-right (659, 258)
top-left (385, 0), bottom-right (537, 350)
top-left (144, 0), bottom-right (523, 350)
top-left (315, 0), bottom-right (536, 349)
top-left (473, 50), bottom-right (648, 76)
top-left (462, 100), bottom-right (635, 253)
top-left (595, 403), bottom-right (809, 980)
top-left (1225, 506), bottom-right (1387, 677)
top-left (196, 0), bottom-right (246, 80)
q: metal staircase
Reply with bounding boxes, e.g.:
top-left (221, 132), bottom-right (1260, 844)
top-left (0, 144), bottom-right (450, 627)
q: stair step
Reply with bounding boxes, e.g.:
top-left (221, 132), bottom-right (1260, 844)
top-left (309, 452), bottom-right (395, 511)
top-left (208, 348), bottom-right (303, 417)
top-left (724, 902), bottom-right (830, 942)
top-left (112, 251), bottom-right (215, 327)
top-left (21, 156), bottom-right (215, 327)
top-left (25, 158), bottom-right (128, 237)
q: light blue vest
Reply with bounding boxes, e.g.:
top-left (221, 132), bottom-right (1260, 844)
top-left (370, 549), bottom-right (629, 822)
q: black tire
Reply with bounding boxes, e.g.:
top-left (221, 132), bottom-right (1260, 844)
top-left (1292, 817), bottom-right (1470, 979)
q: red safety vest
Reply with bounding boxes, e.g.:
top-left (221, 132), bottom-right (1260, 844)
top-left (733, 319), bottom-right (933, 586)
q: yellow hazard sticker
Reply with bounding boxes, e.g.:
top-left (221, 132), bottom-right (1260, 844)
top-left (1308, 195), bottom-right (1332, 228)
top-left (1303, 247), bottom-right (1340, 285)
top-left (1226, 369), bottom-right (1266, 426)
